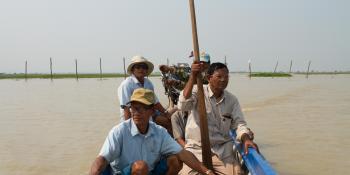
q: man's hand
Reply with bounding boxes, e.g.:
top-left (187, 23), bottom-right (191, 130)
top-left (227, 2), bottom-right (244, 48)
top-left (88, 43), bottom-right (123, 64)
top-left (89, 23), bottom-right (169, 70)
top-left (190, 61), bottom-right (203, 77)
top-left (241, 133), bottom-right (259, 155)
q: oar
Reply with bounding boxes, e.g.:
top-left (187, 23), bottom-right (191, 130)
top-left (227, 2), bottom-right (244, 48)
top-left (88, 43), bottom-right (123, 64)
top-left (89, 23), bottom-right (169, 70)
top-left (188, 0), bottom-right (213, 170)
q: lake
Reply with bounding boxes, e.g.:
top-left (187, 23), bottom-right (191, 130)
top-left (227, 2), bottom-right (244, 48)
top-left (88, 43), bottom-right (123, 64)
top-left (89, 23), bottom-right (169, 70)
top-left (0, 74), bottom-right (349, 175)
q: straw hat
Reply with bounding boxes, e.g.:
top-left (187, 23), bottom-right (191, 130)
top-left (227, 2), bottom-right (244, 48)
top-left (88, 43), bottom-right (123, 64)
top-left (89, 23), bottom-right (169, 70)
top-left (127, 55), bottom-right (154, 76)
top-left (128, 88), bottom-right (155, 105)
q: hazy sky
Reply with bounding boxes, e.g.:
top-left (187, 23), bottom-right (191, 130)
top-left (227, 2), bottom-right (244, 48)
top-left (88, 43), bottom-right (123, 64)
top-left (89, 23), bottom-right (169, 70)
top-left (0, 0), bottom-right (349, 73)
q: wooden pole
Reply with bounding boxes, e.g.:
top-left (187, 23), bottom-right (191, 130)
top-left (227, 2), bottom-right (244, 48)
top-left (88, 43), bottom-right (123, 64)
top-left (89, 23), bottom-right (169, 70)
top-left (289, 60), bottom-right (293, 73)
top-left (306, 60), bottom-right (311, 78)
top-left (224, 55), bottom-right (227, 66)
top-left (75, 59), bottom-right (78, 80)
top-left (273, 60), bottom-right (278, 73)
top-left (123, 57), bottom-right (127, 79)
top-left (25, 60), bottom-right (27, 80)
top-left (50, 57), bottom-right (53, 80)
top-left (189, 0), bottom-right (213, 169)
top-left (100, 57), bottom-right (102, 80)
top-left (248, 59), bottom-right (252, 79)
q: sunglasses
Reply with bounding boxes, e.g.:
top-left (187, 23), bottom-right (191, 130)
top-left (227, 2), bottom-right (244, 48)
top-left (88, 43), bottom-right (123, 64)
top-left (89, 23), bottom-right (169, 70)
top-left (133, 64), bottom-right (148, 70)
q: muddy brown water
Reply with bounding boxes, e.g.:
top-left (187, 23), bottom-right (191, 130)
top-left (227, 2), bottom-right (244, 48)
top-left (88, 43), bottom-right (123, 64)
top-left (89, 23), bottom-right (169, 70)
top-left (0, 74), bottom-right (349, 175)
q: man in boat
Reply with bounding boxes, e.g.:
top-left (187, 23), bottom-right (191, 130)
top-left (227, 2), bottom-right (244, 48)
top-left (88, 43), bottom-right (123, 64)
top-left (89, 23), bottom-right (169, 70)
top-left (178, 62), bottom-right (258, 175)
top-left (118, 55), bottom-right (172, 134)
top-left (160, 52), bottom-right (211, 147)
top-left (90, 88), bottom-right (215, 175)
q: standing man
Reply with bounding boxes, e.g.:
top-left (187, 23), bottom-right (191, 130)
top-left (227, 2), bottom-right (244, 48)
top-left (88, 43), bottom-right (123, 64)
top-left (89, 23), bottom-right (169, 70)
top-left (118, 55), bottom-right (172, 133)
top-left (90, 88), bottom-right (215, 175)
top-left (178, 62), bottom-right (258, 175)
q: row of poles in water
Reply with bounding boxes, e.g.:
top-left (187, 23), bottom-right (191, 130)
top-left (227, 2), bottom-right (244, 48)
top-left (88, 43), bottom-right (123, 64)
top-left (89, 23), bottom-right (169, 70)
top-left (21, 57), bottom-right (312, 80)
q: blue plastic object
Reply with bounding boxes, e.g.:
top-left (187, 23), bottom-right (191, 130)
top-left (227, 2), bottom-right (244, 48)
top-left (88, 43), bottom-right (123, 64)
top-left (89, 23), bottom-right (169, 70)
top-left (230, 130), bottom-right (277, 175)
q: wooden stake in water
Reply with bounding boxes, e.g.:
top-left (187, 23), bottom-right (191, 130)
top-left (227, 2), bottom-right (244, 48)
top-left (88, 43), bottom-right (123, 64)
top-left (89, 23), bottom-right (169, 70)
top-left (75, 59), bottom-right (78, 80)
top-left (189, 0), bottom-right (213, 170)
top-left (99, 57), bottom-right (102, 80)
top-left (306, 61), bottom-right (311, 78)
top-left (25, 60), bottom-right (27, 80)
top-left (224, 55), bottom-right (227, 66)
top-left (123, 57), bottom-right (126, 79)
top-left (248, 59), bottom-right (252, 79)
top-left (274, 60), bottom-right (279, 73)
top-left (50, 57), bottom-right (53, 80)
top-left (289, 60), bottom-right (293, 73)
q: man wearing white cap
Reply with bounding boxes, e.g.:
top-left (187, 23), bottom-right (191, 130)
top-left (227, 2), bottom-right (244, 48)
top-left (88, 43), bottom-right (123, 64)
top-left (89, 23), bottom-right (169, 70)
top-left (118, 55), bottom-right (172, 133)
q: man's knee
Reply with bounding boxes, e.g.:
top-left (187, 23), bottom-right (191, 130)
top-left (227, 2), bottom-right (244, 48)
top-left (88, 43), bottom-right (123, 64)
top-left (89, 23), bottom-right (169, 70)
top-left (131, 160), bottom-right (149, 175)
top-left (167, 155), bottom-right (183, 173)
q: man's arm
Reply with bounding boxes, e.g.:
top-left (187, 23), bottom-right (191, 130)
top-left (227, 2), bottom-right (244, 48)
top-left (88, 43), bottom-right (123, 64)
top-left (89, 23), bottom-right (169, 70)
top-left (182, 62), bottom-right (202, 99)
top-left (153, 102), bottom-right (171, 118)
top-left (89, 156), bottom-right (108, 175)
top-left (176, 138), bottom-right (186, 148)
top-left (177, 149), bottom-right (214, 175)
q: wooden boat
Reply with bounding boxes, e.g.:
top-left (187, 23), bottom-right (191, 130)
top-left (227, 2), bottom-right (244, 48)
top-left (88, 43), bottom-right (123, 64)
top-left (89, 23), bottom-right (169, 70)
top-left (101, 130), bottom-right (277, 175)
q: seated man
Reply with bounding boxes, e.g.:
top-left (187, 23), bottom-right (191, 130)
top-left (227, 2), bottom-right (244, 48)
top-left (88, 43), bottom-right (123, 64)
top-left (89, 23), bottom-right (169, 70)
top-left (90, 88), bottom-right (215, 175)
top-left (178, 62), bottom-right (258, 175)
top-left (118, 55), bottom-right (172, 134)
top-left (171, 110), bottom-right (189, 147)
top-left (166, 52), bottom-right (211, 147)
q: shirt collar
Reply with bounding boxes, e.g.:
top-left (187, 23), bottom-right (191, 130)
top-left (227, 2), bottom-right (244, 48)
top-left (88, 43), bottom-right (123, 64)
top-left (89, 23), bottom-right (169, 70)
top-left (207, 85), bottom-right (226, 103)
top-left (207, 85), bottom-right (215, 98)
top-left (130, 119), bottom-right (154, 137)
top-left (131, 74), bottom-right (141, 84)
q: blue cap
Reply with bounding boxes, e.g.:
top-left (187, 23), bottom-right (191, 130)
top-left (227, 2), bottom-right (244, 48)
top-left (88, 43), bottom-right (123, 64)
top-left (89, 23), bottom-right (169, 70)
top-left (200, 52), bottom-right (210, 63)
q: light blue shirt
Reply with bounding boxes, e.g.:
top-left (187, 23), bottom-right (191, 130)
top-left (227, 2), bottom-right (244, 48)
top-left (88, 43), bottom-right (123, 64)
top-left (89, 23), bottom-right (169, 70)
top-left (99, 119), bottom-right (182, 174)
top-left (117, 74), bottom-right (160, 121)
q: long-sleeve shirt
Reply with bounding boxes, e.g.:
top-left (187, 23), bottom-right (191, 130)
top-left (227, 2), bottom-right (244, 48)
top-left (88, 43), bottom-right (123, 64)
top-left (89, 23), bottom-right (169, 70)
top-left (178, 85), bottom-right (250, 163)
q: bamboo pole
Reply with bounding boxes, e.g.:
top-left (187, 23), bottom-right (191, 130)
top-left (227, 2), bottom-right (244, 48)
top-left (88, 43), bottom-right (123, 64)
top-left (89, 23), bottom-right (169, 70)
top-left (224, 55), bottom-right (227, 66)
top-left (306, 61), bottom-right (311, 78)
top-left (189, 0), bottom-right (213, 170)
top-left (75, 59), bottom-right (78, 80)
top-left (50, 57), bottom-right (53, 80)
top-left (25, 60), bottom-right (27, 80)
top-left (123, 57), bottom-right (127, 79)
top-left (248, 59), bottom-right (252, 79)
top-left (100, 57), bottom-right (102, 80)
top-left (273, 60), bottom-right (278, 73)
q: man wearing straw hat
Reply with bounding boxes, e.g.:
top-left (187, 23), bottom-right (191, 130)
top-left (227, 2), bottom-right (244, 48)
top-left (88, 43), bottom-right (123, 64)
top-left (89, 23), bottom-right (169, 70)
top-left (118, 55), bottom-right (172, 133)
top-left (178, 62), bottom-right (258, 175)
top-left (90, 88), bottom-right (215, 175)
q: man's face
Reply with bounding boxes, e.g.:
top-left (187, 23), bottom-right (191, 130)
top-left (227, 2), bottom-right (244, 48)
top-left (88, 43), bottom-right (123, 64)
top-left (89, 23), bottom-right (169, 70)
top-left (208, 68), bottom-right (229, 92)
top-left (130, 102), bottom-right (153, 126)
top-left (132, 63), bottom-right (148, 78)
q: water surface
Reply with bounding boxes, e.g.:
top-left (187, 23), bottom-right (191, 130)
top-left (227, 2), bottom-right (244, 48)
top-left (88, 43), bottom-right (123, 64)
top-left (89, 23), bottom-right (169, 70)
top-left (0, 74), bottom-right (349, 175)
